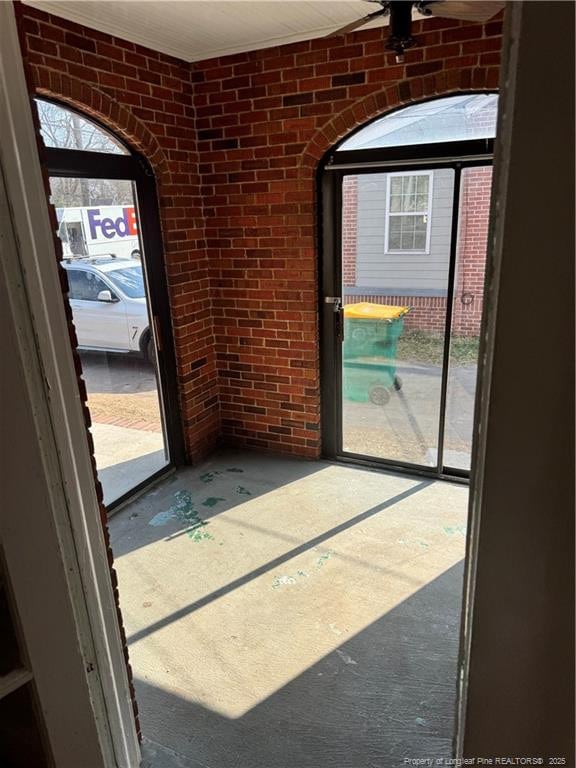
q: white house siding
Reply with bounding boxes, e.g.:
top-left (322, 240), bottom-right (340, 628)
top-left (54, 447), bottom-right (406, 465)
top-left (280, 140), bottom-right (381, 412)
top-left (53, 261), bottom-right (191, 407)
top-left (355, 169), bottom-right (455, 295)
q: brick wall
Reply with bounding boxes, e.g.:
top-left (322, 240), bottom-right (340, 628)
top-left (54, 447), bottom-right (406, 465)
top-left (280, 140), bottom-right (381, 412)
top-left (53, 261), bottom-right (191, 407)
top-left (192, 18), bottom-right (501, 454)
top-left (16, 3), bottom-right (502, 460)
top-left (343, 293), bottom-right (449, 334)
top-left (453, 166), bottom-right (493, 335)
top-left (343, 166), bottom-right (494, 336)
top-left (342, 176), bottom-right (358, 287)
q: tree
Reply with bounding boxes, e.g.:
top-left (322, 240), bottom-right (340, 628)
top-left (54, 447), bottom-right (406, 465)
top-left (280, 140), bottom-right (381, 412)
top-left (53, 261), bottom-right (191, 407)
top-left (37, 100), bottom-right (133, 207)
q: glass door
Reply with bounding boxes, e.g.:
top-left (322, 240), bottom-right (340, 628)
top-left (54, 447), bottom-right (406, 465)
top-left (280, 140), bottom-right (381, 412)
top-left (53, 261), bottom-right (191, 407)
top-left (322, 161), bottom-right (492, 479)
top-left (340, 167), bottom-right (456, 469)
top-left (443, 166), bottom-right (493, 472)
top-left (37, 97), bottom-right (184, 508)
top-left (49, 175), bottom-right (169, 506)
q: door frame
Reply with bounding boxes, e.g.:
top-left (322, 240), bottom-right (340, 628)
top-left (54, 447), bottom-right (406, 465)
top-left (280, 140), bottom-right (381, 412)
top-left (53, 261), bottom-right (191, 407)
top-left (41, 107), bottom-right (186, 509)
top-left (0, 4), bottom-right (140, 764)
top-left (319, 131), bottom-right (494, 481)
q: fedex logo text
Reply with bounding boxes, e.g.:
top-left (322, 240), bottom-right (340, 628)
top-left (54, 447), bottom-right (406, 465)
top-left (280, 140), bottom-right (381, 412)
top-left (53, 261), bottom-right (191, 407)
top-left (87, 207), bottom-right (138, 240)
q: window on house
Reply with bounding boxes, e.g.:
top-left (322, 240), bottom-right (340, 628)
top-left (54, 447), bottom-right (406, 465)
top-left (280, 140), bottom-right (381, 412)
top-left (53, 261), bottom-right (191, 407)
top-left (386, 172), bottom-right (432, 253)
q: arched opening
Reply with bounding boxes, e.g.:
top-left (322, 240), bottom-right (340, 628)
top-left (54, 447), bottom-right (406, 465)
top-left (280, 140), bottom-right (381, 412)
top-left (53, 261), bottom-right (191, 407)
top-left (36, 98), bottom-right (184, 508)
top-left (320, 92), bottom-right (498, 479)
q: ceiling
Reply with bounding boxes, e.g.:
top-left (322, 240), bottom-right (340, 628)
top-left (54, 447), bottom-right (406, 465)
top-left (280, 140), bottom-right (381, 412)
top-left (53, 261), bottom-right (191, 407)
top-left (23, 1), bottom-right (402, 63)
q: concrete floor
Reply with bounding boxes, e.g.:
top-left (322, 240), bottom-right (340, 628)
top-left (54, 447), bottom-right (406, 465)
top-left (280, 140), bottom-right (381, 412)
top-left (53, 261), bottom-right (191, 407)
top-left (109, 450), bottom-right (468, 768)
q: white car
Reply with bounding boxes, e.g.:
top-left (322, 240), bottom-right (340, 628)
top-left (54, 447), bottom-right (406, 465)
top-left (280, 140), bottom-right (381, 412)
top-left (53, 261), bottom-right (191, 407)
top-left (63, 257), bottom-right (153, 360)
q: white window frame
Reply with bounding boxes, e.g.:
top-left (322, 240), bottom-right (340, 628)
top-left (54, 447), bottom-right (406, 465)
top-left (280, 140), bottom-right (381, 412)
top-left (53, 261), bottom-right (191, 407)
top-left (384, 170), bottom-right (433, 255)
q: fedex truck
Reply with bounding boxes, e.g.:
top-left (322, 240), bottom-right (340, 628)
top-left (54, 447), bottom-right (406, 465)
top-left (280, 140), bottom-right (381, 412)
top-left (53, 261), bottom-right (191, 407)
top-left (56, 205), bottom-right (141, 260)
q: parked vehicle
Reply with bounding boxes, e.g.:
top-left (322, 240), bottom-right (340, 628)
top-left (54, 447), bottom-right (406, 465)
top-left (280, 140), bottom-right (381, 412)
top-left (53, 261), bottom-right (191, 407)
top-left (62, 257), bottom-right (153, 360)
top-left (56, 205), bottom-right (141, 260)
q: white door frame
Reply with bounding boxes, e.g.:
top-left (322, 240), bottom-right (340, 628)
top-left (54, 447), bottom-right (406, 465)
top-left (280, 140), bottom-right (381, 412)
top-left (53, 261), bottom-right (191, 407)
top-left (0, 4), bottom-right (140, 766)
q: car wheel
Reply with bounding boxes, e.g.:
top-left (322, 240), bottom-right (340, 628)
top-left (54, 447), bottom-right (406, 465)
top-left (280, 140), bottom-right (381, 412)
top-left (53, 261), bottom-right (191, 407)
top-left (131, 249), bottom-right (141, 259)
top-left (368, 384), bottom-right (390, 406)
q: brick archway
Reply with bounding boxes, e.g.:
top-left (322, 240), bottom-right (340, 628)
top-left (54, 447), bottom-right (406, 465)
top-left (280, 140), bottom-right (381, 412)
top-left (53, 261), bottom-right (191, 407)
top-left (28, 68), bottom-right (220, 464)
top-left (17, 0), bottom-right (502, 461)
top-left (299, 68), bottom-right (494, 170)
top-left (34, 75), bottom-right (169, 180)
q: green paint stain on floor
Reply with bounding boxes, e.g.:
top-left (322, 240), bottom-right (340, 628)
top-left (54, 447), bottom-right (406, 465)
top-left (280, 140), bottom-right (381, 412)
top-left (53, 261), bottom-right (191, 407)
top-left (164, 490), bottom-right (215, 543)
top-left (272, 551), bottom-right (336, 589)
top-left (272, 575), bottom-right (297, 589)
top-left (188, 529), bottom-right (215, 542)
top-left (226, 467), bottom-right (244, 473)
top-left (443, 524), bottom-right (467, 536)
top-left (202, 497), bottom-right (225, 508)
top-left (415, 717), bottom-right (427, 727)
top-left (200, 471), bottom-right (222, 483)
top-left (316, 549), bottom-right (335, 568)
top-left (236, 486), bottom-right (252, 496)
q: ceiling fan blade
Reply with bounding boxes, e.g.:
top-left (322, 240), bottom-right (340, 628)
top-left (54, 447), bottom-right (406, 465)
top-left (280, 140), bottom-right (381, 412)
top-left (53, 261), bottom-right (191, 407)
top-left (326, 8), bottom-right (388, 38)
top-left (425, 1), bottom-right (505, 23)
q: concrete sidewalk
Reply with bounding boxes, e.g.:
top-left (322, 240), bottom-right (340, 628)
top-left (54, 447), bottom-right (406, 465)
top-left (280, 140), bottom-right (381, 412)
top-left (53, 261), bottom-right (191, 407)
top-left (91, 422), bottom-right (167, 505)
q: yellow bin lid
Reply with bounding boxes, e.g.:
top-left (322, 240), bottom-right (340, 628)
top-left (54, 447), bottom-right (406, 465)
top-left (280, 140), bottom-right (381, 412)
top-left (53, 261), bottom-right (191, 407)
top-left (344, 302), bottom-right (410, 320)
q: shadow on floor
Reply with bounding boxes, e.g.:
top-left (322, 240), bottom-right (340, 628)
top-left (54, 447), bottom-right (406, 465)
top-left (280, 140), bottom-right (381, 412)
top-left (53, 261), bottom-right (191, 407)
top-left (138, 560), bottom-right (465, 768)
top-left (125, 478), bottom-right (430, 647)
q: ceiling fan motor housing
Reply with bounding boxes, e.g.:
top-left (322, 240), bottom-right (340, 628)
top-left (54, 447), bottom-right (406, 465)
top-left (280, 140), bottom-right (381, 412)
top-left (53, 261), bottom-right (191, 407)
top-left (385, 1), bottom-right (418, 58)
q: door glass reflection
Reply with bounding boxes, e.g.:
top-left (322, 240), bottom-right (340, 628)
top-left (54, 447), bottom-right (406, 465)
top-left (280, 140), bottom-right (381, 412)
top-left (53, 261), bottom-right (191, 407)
top-left (341, 170), bottom-right (455, 466)
top-left (443, 166), bottom-right (493, 471)
top-left (50, 176), bottom-right (169, 505)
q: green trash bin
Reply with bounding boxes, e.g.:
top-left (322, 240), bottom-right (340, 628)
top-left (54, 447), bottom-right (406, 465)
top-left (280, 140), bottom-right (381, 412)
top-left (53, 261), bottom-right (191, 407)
top-left (342, 302), bottom-right (410, 405)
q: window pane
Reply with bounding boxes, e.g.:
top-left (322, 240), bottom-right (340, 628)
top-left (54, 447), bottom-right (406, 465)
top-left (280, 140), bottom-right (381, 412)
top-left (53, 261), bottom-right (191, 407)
top-left (67, 270), bottom-right (107, 300)
top-left (106, 267), bottom-right (146, 299)
top-left (338, 94), bottom-right (498, 150)
top-left (401, 222), bottom-right (415, 251)
top-left (36, 99), bottom-right (128, 155)
top-left (388, 215), bottom-right (428, 251)
top-left (342, 169), bottom-right (457, 466)
top-left (389, 175), bottom-right (429, 214)
top-left (403, 176), bottom-right (417, 196)
top-left (417, 176), bottom-right (429, 194)
top-left (403, 194), bottom-right (418, 212)
top-left (413, 230), bottom-right (427, 250)
top-left (52, 176), bottom-right (168, 506)
top-left (66, 270), bottom-right (84, 300)
top-left (414, 193), bottom-right (429, 210)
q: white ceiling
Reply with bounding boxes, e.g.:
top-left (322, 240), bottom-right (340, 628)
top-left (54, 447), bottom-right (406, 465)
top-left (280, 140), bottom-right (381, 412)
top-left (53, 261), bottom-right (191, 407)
top-left (24, 1), bottom-right (401, 63)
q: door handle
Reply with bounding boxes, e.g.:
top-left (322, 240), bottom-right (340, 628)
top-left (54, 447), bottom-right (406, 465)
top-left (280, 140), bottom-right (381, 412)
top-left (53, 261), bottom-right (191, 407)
top-left (152, 314), bottom-right (162, 352)
top-left (325, 297), bottom-right (344, 342)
